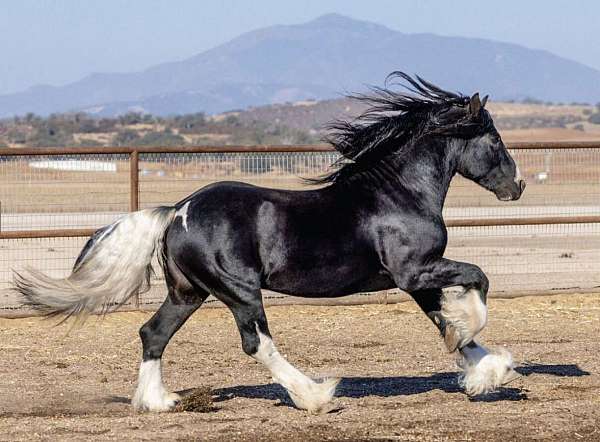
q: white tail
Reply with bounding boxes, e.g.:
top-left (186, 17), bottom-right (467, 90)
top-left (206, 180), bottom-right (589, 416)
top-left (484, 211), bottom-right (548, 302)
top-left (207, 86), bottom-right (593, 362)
top-left (14, 207), bottom-right (176, 322)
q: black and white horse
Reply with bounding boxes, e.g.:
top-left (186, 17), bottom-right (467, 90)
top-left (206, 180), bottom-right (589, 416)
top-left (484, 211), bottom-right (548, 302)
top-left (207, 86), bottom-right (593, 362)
top-left (15, 73), bottom-right (525, 414)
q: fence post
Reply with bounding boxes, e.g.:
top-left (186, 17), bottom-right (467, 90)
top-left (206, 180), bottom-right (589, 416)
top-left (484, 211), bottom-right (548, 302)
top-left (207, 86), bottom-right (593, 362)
top-left (129, 150), bottom-right (139, 212)
top-left (129, 150), bottom-right (140, 308)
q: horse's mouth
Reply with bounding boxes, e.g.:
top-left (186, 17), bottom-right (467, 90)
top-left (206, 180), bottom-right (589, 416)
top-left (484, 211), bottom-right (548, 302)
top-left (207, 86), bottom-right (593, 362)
top-left (495, 180), bottom-right (526, 201)
top-left (496, 194), bottom-right (514, 201)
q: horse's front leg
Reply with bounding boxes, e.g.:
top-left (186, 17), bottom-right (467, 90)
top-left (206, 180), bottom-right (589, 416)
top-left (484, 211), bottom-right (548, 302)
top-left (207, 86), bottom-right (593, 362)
top-left (398, 259), bottom-right (520, 395)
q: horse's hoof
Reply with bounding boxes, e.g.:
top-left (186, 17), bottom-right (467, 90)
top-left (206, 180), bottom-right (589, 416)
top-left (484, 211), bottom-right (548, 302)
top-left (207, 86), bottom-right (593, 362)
top-left (458, 347), bottom-right (516, 396)
top-left (132, 391), bottom-right (181, 412)
top-left (444, 324), bottom-right (460, 353)
top-left (309, 402), bottom-right (340, 415)
top-left (167, 392), bottom-right (182, 403)
top-left (287, 377), bottom-right (340, 414)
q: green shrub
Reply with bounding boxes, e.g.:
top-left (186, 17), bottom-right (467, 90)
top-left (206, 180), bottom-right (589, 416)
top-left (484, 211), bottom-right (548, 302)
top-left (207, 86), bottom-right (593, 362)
top-left (114, 130), bottom-right (140, 145)
top-left (133, 131), bottom-right (186, 146)
top-left (118, 112), bottom-right (144, 126)
top-left (174, 113), bottom-right (206, 133)
top-left (6, 128), bottom-right (28, 144)
top-left (589, 113), bottom-right (600, 125)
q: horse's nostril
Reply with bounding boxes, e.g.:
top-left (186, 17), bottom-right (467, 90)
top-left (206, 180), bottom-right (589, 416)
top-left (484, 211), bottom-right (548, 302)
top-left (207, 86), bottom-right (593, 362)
top-left (519, 180), bottom-right (526, 192)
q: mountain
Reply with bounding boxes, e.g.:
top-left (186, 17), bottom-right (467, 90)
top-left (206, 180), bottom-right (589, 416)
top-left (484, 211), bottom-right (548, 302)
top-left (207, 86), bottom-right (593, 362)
top-left (2, 13), bottom-right (600, 117)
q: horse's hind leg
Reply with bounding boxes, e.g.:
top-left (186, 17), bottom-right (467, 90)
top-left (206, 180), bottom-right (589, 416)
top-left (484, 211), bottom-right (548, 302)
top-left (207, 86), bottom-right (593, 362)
top-left (132, 285), bottom-right (207, 412)
top-left (218, 288), bottom-right (339, 413)
top-left (410, 281), bottom-right (519, 395)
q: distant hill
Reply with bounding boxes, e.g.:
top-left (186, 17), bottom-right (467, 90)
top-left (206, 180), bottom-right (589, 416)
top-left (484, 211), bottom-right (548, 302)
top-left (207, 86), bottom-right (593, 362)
top-left (226, 98), bottom-right (593, 132)
top-left (3, 97), bottom-right (597, 150)
top-left (2, 13), bottom-right (600, 117)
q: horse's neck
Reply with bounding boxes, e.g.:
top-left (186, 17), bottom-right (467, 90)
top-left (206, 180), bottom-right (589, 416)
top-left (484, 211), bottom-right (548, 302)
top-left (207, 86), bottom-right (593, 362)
top-left (376, 138), bottom-right (461, 214)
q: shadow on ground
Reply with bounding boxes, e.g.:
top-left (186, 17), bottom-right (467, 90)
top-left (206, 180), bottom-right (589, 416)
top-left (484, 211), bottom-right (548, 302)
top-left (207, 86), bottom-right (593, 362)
top-left (516, 363), bottom-right (590, 377)
top-left (104, 363), bottom-right (589, 409)
top-left (211, 372), bottom-right (528, 406)
top-left (211, 363), bottom-right (590, 407)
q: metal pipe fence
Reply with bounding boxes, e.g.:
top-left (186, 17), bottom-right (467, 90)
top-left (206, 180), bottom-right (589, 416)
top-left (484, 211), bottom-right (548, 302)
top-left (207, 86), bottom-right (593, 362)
top-left (1, 142), bottom-right (599, 314)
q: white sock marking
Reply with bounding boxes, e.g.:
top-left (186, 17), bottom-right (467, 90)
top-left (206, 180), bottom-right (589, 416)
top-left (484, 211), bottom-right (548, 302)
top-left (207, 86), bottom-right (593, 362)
top-left (253, 328), bottom-right (339, 413)
top-left (132, 359), bottom-right (180, 412)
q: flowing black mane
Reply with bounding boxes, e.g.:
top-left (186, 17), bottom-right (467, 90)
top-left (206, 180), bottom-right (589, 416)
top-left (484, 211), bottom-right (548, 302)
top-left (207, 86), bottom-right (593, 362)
top-left (314, 72), bottom-right (474, 184)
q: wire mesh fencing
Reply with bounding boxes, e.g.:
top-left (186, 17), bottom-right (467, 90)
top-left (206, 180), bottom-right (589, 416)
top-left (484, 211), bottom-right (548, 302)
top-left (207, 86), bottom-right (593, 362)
top-left (0, 153), bottom-right (130, 231)
top-left (138, 151), bottom-right (339, 208)
top-left (446, 148), bottom-right (600, 216)
top-left (0, 145), bottom-right (599, 315)
top-left (445, 223), bottom-right (600, 293)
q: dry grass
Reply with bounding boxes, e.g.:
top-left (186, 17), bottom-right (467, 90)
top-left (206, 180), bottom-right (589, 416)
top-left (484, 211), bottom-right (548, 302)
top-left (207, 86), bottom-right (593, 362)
top-left (488, 103), bottom-right (592, 118)
top-left (501, 127), bottom-right (600, 142)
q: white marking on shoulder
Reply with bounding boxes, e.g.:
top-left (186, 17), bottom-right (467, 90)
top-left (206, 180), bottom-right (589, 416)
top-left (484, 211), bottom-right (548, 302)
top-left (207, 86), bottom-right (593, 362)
top-left (132, 359), bottom-right (180, 412)
top-left (254, 326), bottom-right (339, 414)
top-left (175, 201), bottom-right (190, 232)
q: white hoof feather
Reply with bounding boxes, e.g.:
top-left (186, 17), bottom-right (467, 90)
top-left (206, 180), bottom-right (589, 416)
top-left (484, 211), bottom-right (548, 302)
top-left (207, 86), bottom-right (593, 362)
top-left (458, 346), bottom-right (516, 396)
top-left (133, 390), bottom-right (180, 412)
top-left (132, 360), bottom-right (179, 412)
top-left (285, 377), bottom-right (340, 414)
top-left (253, 328), bottom-right (339, 413)
top-left (441, 287), bottom-right (488, 352)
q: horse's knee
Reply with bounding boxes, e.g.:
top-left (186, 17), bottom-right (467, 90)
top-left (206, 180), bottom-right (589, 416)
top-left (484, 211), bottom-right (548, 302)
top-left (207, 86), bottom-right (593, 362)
top-left (139, 323), bottom-right (151, 348)
top-left (228, 302), bottom-right (268, 356)
top-left (465, 265), bottom-right (489, 296)
top-left (440, 287), bottom-right (488, 352)
top-left (139, 323), bottom-right (165, 360)
top-left (240, 327), bottom-right (261, 356)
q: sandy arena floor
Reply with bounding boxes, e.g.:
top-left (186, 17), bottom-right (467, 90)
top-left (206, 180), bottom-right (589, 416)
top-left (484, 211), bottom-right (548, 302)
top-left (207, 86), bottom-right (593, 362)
top-left (0, 293), bottom-right (599, 441)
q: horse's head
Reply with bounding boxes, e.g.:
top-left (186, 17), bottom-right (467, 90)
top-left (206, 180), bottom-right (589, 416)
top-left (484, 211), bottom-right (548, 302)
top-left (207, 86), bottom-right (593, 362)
top-left (454, 94), bottom-right (526, 201)
top-left (313, 72), bottom-right (527, 200)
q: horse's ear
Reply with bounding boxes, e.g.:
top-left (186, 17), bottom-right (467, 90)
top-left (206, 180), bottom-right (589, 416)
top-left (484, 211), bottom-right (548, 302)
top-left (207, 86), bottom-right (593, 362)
top-left (481, 95), bottom-right (489, 108)
top-left (468, 93), bottom-right (482, 115)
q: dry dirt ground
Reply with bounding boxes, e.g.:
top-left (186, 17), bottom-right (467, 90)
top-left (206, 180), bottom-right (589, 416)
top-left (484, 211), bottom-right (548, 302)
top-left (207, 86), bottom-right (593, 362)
top-left (0, 293), bottom-right (599, 441)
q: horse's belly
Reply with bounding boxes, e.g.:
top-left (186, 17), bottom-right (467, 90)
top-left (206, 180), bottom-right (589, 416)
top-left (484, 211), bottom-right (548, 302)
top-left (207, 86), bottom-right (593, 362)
top-left (264, 267), bottom-right (394, 298)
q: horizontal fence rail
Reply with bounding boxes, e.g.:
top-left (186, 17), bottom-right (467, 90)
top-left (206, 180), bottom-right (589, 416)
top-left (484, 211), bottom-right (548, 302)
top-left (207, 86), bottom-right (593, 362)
top-left (4, 140), bottom-right (600, 156)
top-left (1, 142), bottom-right (599, 313)
top-left (3, 215), bottom-right (600, 240)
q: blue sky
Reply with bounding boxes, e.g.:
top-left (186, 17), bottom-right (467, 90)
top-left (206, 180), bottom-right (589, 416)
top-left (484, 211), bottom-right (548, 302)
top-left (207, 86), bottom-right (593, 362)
top-left (1, 0), bottom-right (598, 95)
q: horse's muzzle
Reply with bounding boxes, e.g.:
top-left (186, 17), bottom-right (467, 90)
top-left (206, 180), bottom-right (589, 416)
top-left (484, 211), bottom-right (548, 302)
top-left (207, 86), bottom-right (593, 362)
top-left (495, 179), bottom-right (526, 201)
top-left (514, 179), bottom-right (526, 200)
